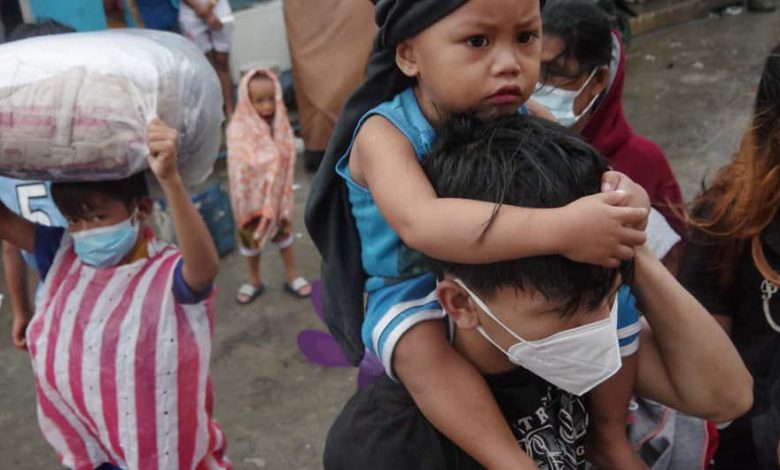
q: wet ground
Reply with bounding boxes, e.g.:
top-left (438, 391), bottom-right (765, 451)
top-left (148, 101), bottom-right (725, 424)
top-left (1, 9), bottom-right (779, 469)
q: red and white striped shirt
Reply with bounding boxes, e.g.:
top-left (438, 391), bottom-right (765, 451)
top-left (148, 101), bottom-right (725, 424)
top-left (27, 233), bottom-right (231, 470)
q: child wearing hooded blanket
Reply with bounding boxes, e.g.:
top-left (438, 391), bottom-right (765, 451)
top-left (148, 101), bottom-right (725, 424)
top-left (227, 68), bottom-right (311, 304)
top-left (306, 0), bottom-right (653, 468)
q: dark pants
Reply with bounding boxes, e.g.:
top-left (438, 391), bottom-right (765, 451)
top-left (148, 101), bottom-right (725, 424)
top-left (710, 418), bottom-right (758, 470)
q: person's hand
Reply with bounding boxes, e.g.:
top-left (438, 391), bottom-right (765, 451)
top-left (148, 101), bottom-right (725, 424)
top-left (147, 117), bottom-right (180, 183)
top-left (11, 311), bottom-right (30, 351)
top-left (204, 11), bottom-right (223, 30)
top-left (601, 171), bottom-right (651, 230)
top-left (558, 191), bottom-right (648, 267)
top-left (194, 0), bottom-right (215, 18)
top-left (253, 216), bottom-right (273, 242)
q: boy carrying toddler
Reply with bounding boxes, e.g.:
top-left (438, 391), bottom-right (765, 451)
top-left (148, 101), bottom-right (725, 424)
top-left (307, 0), bottom-right (649, 467)
top-left (324, 113), bottom-right (752, 470)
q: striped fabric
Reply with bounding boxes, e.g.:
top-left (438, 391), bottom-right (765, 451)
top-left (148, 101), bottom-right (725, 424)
top-left (27, 234), bottom-right (231, 470)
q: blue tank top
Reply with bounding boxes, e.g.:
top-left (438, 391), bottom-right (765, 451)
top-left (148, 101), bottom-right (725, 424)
top-left (336, 87), bottom-right (435, 293)
top-left (335, 88), bottom-right (443, 367)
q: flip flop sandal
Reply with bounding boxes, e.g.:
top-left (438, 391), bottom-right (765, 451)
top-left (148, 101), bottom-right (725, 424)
top-left (236, 283), bottom-right (265, 305)
top-left (284, 276), bottom-right (311, 299)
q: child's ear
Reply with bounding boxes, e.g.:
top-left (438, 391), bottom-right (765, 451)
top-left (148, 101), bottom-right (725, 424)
top-left (436, 278), bottom-right (480, 330)
top-left (395, 40), bottom-right (420, 78)
top-left (135, 196), bottom-right (153, 221)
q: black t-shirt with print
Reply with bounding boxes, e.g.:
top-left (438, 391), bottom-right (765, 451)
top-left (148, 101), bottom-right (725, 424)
top-left (679, 213), bottom-right (780, 384)
top-left (679, 213), bottom-right (780, 469)
top-left (324, 367), bottom-right (588, 470)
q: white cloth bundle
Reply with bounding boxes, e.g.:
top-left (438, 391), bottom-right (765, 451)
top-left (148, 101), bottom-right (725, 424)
top-left (0, 29), bottom-right (223, 185)
top-left (646, 208), bottom-right (682, 259)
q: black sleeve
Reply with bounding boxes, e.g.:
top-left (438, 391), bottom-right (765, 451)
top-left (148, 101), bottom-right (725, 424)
top-left (678, 230), bottom-right (738, 318)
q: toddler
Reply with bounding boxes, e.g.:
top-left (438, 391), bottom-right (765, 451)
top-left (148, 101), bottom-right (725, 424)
top-left (228, 69), bottom-right (310, 304)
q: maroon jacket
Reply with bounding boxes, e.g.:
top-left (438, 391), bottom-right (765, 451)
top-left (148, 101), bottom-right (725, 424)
top-left (582, 31), bottom-right (684, 235)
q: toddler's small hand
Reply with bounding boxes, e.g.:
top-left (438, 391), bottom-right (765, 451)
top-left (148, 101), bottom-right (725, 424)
top-left (601, 171), bottom-right (650, 230)
top-left (560, 191), bottom-right (648, 267)
top-left (147, 117), bottom-right (179, 182)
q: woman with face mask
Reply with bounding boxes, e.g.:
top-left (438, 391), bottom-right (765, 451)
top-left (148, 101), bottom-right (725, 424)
top-left (533, 1), bottom-right (685, 257)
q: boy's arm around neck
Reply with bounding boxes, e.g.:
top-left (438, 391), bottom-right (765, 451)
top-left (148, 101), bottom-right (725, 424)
top-left (354, 115), bottom-right (647, 267)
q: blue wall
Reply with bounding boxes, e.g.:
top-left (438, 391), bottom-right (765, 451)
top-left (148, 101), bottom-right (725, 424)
top-left (29, 0), bottom-right (107, 31)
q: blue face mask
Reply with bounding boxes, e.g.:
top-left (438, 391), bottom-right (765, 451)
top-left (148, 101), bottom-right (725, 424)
top-left (72, 215), bottom-right (140, 268)
top-left (532, 69), bottom-right (599, 127)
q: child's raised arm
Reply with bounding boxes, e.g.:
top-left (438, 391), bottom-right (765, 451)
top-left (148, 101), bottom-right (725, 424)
top-left (353, 115), bottom-right (647, 267)
top-left (147, 118), bottom-right (218, 292)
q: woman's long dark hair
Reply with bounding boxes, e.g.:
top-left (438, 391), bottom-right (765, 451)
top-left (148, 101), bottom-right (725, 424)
top-left (541, 1), bottom-right (612, 80)
top-left (688, 43), bottom-right (780, 285)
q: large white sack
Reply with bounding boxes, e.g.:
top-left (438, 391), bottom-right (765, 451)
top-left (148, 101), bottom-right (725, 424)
top-left (0, 29), bottom-right (223, 185)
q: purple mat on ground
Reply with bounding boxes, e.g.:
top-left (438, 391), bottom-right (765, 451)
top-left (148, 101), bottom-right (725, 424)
top-left (296, 329), bottom-right (352, 367)
top-left (299, 278), bottom-right (384, 389)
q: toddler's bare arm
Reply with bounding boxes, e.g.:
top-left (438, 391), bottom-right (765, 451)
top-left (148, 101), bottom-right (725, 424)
top-left (394, 321), bottom-right (538, 470)
top-left (354, 116), bottom-right (647, 268)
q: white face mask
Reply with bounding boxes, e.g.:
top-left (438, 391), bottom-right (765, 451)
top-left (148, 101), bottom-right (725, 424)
top-left (455, 278), bottom-right (622, 396)
top-left (532, 69), bottom-right (600, 127)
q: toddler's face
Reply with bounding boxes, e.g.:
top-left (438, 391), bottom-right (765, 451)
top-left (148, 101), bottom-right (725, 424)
top-left (399, 0), bottom-right (542, 119)
top-left (248, 77), bottom-right (276, 121)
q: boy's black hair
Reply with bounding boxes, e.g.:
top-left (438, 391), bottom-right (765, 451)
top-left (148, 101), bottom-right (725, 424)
top-left (7, 18), bottom-right (75, 42)
top-left (423, 114), bottom-right (617, 316)
top-left (51, 173), bottom-right (149, 220)
top-left (541, 1), bottom-right (612, 81)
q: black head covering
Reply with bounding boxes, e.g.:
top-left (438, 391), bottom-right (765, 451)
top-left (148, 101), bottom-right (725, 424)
top-left (304, 0), bottom-right (468, 365)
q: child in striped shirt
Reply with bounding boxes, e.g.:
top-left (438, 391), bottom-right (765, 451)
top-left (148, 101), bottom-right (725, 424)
top-left (0, 118), bottom-right (231, 470)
